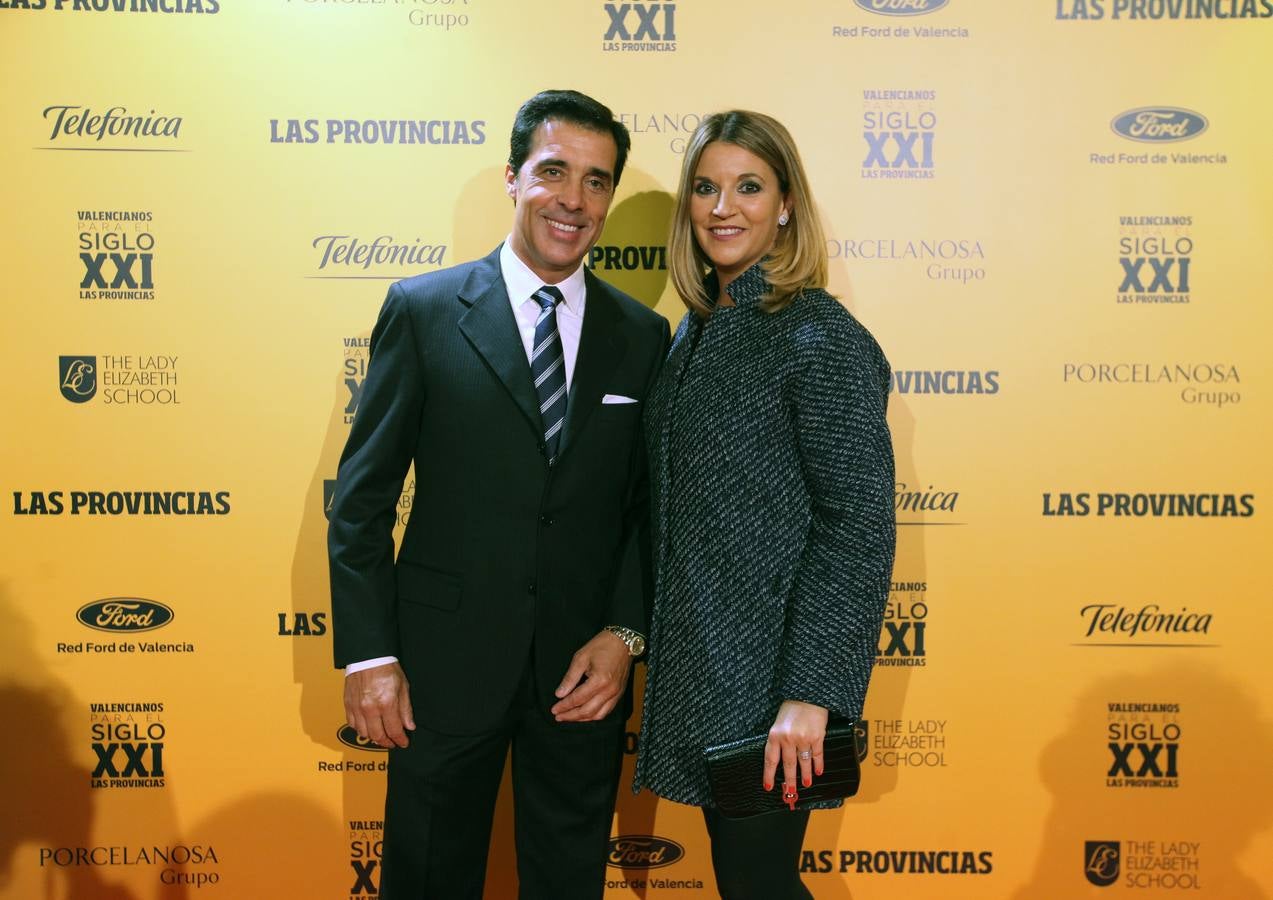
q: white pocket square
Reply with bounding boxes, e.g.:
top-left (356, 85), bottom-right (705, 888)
top-left (601, 394), bottom-right (638, 405)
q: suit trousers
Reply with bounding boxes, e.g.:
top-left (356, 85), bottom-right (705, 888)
top-left (380, 658), bottom-right (625, 899)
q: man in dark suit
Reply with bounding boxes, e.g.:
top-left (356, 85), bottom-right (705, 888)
top-left (328, 90), bottom-right (668, 898)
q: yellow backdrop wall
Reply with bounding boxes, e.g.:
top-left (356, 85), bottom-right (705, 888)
top-left (2, 1), bottom-right (1270, 898)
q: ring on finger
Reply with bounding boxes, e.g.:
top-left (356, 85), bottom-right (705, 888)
top-left (799, 750), bottom-right (811, 760)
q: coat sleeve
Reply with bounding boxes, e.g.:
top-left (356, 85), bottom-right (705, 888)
top-left (327, 283), bottom-right (425, 668)
top-left (603, 312), bottom-right (671, 637)
top-left (776, 311), bottom-right (896, 720)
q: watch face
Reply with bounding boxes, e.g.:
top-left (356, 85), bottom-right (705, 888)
top-left (630, 635), bottom-right (646, 656)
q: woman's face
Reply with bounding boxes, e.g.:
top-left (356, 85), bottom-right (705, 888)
top-left (689, 141), bottom-right (790, 284)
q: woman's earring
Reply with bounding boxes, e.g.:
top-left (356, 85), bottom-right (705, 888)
top-left (778, 212), bottom-right (789, 226)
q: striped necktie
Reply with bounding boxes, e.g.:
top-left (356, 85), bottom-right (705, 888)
top-left (531, 285), bottom-right (568, 463)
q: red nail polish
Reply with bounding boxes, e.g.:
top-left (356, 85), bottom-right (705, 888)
top-left (803, 776), bottom-right (811, 787)
top-left (782, 783), bottom-right (798, 809)
top-left (764, 782), bottom-right (772, 791)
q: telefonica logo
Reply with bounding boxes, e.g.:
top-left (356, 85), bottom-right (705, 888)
top-left (1111, 108), bottom-right (1208, 143)
top-left (77, 599), bottom-right (174, 634)
top-left (607, 836), bottom-right (685, 869)
top-left (854, 0), bottom-right (950, 15)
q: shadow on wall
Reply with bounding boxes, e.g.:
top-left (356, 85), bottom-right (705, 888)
top-left (1012, 663), bottom-right (1273, 899)
top-left (182, 792), bottom-right (345, 896)
top-left (592, 187), bottom-right (675, 310)
top-left (0, 585), bottom-right (179, 899)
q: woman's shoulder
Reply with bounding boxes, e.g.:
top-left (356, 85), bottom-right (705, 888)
top-left (787, 288), bottom-right (885, 359)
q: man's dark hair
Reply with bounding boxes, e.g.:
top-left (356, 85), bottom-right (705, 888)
top-left (508, 90), bottom-right (631, 187)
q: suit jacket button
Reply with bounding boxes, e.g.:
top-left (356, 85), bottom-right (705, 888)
top-left (540, 515), bottom-right (553, 526)
top-left (527, 583), bottom-right (537, 596)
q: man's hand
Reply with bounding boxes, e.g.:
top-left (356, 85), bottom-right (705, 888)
top-left (344, 661), bottom-right (415, 748)
top-left (550, 630), bottom-right (632, 722)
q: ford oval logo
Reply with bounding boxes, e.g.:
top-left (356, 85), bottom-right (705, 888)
top-left (337, 725), bottom-right (388, 752)
top-left (76, 598), bottom-right (174, 633)
top-left (1111, 107), bottom-right (1208, 143)
top-left (606, 835), bottom-right (685, 870)
top-left (854, 0), bottom-right (950, 16)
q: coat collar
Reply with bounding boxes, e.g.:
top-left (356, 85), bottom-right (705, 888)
top-left (457, 246), bottom-right (542, 437)
top-left (559, 268), bottom-right (627, 459)
top-left (709, 260), bottom-right (770, 310)
top-left (456, 246), bottom-right (628, 461)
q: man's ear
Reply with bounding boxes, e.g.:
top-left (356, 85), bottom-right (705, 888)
top-left (505, 164), bottom-right (518, 204)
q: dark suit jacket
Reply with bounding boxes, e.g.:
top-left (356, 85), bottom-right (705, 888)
top-left (328, 245), bottom-right (669, 735)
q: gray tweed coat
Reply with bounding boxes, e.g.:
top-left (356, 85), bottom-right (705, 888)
top-left (633, 262), bottom-right (896, 807)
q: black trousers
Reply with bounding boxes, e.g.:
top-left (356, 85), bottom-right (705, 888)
top-left (702, 806), bottom-right (813, 900)
top-left (379, 664), bottom-right (625, 899)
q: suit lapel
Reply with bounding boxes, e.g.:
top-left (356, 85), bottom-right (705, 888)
top-left (558, 270), bottom-right (627, 460)
top-left (457, 248), bottom-right (543, 437)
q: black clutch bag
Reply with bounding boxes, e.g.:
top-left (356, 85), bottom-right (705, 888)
top-left (702, 718), bottom-right (862, 819)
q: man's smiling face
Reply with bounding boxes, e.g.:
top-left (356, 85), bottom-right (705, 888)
top-left (505, 119), bottom-right (618, 284)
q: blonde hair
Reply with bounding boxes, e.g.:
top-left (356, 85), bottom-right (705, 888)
top-left (668, 110), bottom-right (828, 317)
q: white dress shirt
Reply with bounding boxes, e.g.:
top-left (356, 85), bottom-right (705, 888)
top-left (346, 240), bottom-right (588, 676)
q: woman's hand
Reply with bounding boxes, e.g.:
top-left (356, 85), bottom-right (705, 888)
top-left (763, 699), bottom-right (829, 807)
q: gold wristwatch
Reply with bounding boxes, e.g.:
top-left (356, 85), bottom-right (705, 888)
top-left (604, 625), bottom-right (646, 657)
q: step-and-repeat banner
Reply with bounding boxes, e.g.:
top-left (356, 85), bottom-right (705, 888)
top-left (2, 2), bottom-right (1270, 898)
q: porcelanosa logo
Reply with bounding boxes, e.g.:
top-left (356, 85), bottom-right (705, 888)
top-left (1111, 107), bottom-right (1208, 143)
top-left (828, 237), bottom-right (986, 285)
top-left (855, 0), bottom-right (950, 14)
top-left (618, 112), bottom-right (706, 153)
top-left (1062, 362), bottom-right (1241, 409)
top-left (38, 845), bottom-right (221, 892)
top-left (282, 0), bottom-right (469, 30)
top-left (602, 2), bottom-right (678, 52)
top-left (77, 599), bottom-right (174, 634)
top-left (42, 105), bottom-right (182, 147)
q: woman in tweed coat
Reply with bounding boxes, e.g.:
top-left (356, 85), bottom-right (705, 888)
top-left (633, 111), bottom-right (896, 898)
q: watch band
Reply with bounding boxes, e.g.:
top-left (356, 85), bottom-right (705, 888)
top-left (604, 625), bottom-right (646, 657)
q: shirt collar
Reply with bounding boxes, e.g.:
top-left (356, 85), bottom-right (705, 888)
top-left (500, 238), bottom-right (587, 316)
